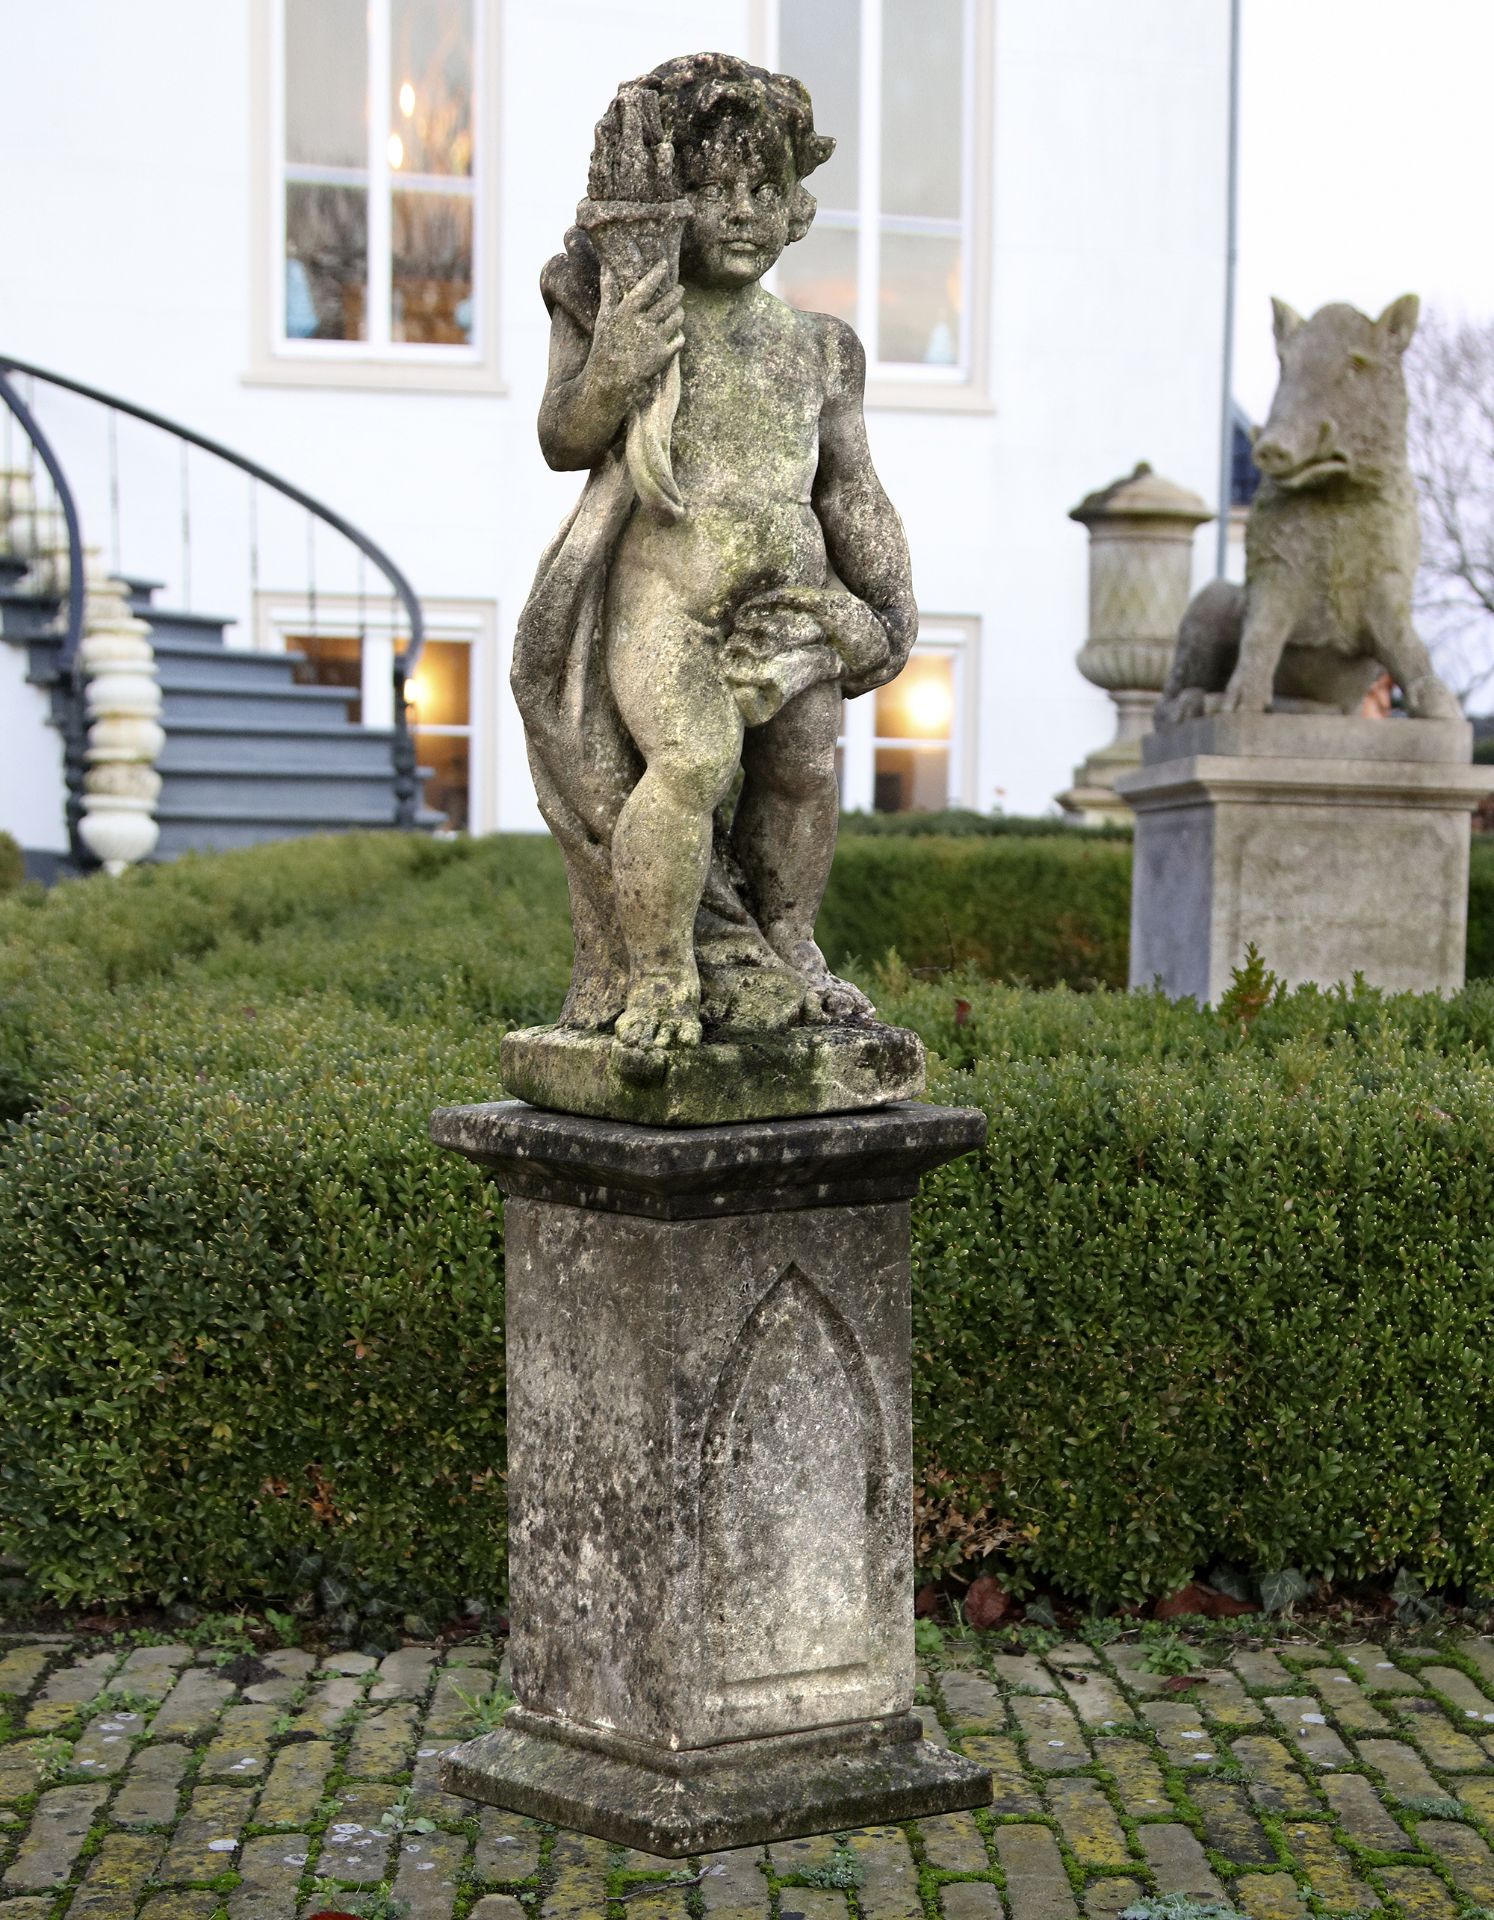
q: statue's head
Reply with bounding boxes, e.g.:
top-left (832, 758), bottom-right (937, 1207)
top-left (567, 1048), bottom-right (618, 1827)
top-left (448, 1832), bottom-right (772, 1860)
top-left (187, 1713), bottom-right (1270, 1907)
top-left (630, 53), bottom-right (834, 289)
top-left (1254, 294), bottom-right (1420, 491)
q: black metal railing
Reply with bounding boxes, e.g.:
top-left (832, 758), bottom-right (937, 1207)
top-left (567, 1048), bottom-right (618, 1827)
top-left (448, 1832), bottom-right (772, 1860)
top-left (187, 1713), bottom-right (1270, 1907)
top-left (0, 353), bottom-right (427, 833)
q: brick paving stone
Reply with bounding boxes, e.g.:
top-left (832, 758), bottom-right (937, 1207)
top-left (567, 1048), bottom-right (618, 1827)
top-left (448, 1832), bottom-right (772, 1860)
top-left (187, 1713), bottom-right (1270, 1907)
top-left (391, 1826), bottom-right (469, 1915)
top-left (1056, 1669), bottom-right (1136, 1729)
top-left (1416, 1820), bottom-right (1494, 1903)
top-left (1374, 1866), bottom-right (1459, 1920)
top-left (1136, 1823), bottom-right (1228, 1902)
top-left (1232, 1735), bottom-right (1320, 1814)
top-left (922, 1809), bottom-right (991, 1874)
top-left (290, 1673), bottom-right (363, 1735)
top-left (241, 1672), bottom-right (300, 1705)
top-left (0, 1645), bottom-right (67, 1699)
top-left (68, 1830), bottom-right (166, 1916)
top-left (470, 1900), bottom-right (529, 1920)
top-left (408, 1742), bottom-right (473, 1821)
top-left (1101, 1645), bottom-right (1178, 1697)
top-left (1421, 1664), bottom-right (1494, 1723)
top-left (1197, 1670), bottom-right (1265, 1727)
top-left (262, 1647), bottom-right (317, 1679)
top-left (920, 1704), bottom-right (951, 1748)
top-left (198, 1702), bottom-right (278, 1781)
top-left (1264, 1696), bottom-right (1355, 1769)
top-left (1, 1782), bottom-right (107, 1890)
top-left (139, 1895), bottom-right (223, 1920)
top-left (229, 1830), bottom-right (311, 1920)
top-left (1050, 1643), bottom-right (1101, 1666)
top-left (320, 1650), bottom-right (378, 1675)
top-left (775, 1894), bottom-right (851, 1919)
top-left (424, 1664), bottom-right (495, 1740)
top-left (1080, 1877), bottom-right (1146, 1920)
top-left (474, 1804), bottom-right (545, 1882)
top-left (772, 1829), bottom-right (844, 1874)
top-left (1047, 1777), bottom-right (1131, 1868)
top-left (23, 1652), bottom-right (116, 1730)
top-left (1230, 1650), bottom-right (1296, 1692)
top-left (255, 1736), bottom-right (335, 1826)
top-left (991, 1653), bottom-right (1061, 1695)
top-left (940, 1883), bottom-right (1004, 1919)
top-left (112, 1644), bottom-right (192, 1700)
top-left (1140, 1699), bottom-right (1224, 1769)
top-left (1300, 1667), bottom-right (1391, 1732)
top-left (1188, 1779), bottom-right (1278, 1865)
top-left (1465, 1639), bottom-right (1494, 1689)
top-left (71, 1707), bottom-right (141, 1777)
top-left (1013, 1695), bottom-right (1089, 1771)
top-left (942, 1669), bottom-right (1006, 1730)
top-left (844, 1825), bottom-right (923, 1919)
top-left (158, 1783), bottom-right (256, 1881)
top-left (1282, 1821), bottom-right (1378, 1912)
top-left (1321, 1771), bottom-right (1412, 1849)
top-left (1396, 1696), bottom-right (1490, 1771)
top-left (1235, 1872), bottom-right (1311, 1920)
top-left (1337, 1647), bottom-right (1424, 1694)
top-left (317, 1781), bottom-right (400, 1882)
top-left (0, 1903), bottom-right (56, 1920)
top-left (1357, 1739), bottom-right (1445, 1802)
top-left (542, 1829), bottom-right (613, 1915)
top-left (345, 1701), bottom-right (420, 1777)
top-left (0, 1738), bottom-right (57, 1802)
top-left (995, 1824), bottom-right (1081, 1920)
top-left (1094, 1737), bottom-right (1171, 1818)
top-left (962, 1734), bottom-right (1042, 1812)
top-left (699, 1845), bottom-right (771, 1914)
top-left (149, 1669), bottom-right (234, 1742)
top-left (1458, 1777), bottom-right (1494, 1826)
top-left (371, 1644), bottom-right (439, 1700)
top-left (112, 1740), bottom-right (190, 1825)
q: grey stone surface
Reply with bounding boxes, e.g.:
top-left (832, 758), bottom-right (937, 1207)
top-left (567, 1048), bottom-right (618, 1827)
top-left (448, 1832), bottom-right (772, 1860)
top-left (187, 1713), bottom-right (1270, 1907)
top-left (508, 52), bottom-right (923, 1115)
top-left (435, 1101), bottom-right (990, 1848)
top-left (1119, 713), bottom-right (1491, 1000)
top-left (1157, 294), bottom-right (1458, 727)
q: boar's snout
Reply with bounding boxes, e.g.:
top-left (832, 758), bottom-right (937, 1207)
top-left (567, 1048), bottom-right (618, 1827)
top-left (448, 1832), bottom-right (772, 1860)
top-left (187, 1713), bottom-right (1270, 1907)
top-left (1253, 415), bottom-right (1343, 485)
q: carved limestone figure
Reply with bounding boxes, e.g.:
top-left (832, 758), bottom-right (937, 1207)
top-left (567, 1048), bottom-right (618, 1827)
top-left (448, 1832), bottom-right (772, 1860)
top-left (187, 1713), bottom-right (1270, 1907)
top-left (504, 53), bottom-right (924, 1122)
top-left (1156, 294), bottom-right (1461, 726)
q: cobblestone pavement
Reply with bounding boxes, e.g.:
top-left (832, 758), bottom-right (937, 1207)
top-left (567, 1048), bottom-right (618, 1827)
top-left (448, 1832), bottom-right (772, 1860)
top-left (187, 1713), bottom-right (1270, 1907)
top-left (3, 1629), bottom-right (1494, 1919)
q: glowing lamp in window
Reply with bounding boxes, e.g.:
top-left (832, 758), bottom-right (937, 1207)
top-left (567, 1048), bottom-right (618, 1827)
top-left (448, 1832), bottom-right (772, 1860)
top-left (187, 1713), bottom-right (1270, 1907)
top-left (875, 654), bottom-right (954, 741)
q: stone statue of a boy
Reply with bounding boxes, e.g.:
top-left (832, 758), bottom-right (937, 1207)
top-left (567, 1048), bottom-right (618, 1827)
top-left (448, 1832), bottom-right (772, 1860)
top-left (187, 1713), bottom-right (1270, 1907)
top-left (509, 53), bottom-right (918, 1098)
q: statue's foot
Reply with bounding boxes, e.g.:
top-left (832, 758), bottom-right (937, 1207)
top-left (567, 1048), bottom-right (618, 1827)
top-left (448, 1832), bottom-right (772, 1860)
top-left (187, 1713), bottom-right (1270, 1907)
top-left (1405, 676), bottom-right (1462, 721)
top-left (615, 975), bottom-right (703, 1050)
top-left (771, 935), bottom-right (877, 1024)
top-left (1218, 677), bottom-right (1271, 714)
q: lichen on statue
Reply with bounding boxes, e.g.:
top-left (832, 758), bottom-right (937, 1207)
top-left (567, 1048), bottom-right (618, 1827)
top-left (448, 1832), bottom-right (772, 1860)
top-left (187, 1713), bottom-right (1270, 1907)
top-left (507, 53), bottom-right (923, 1120)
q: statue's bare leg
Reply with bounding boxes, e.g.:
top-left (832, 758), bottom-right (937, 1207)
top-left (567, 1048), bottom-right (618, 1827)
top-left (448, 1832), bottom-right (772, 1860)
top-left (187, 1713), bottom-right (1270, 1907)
top-left (608, 592), bottom-right (743, 1048)
top-left (1363, 597), bottom-right (1462, 720)
top-left (734, 680), bottom-right (873, 1021)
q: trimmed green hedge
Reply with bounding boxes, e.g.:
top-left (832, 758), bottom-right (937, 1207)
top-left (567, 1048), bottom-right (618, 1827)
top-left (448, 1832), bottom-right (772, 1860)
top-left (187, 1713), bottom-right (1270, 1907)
top-left (2, 833), bottom-right (1494, 1614)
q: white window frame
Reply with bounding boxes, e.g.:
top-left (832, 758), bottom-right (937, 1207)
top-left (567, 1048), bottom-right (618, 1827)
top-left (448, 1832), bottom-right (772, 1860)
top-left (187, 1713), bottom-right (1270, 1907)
top-left (753, 0), bottom-right (993, 412)
top-left (248, 0), bottom-right (504, 394)
top-left (839, 616), bottom-right (980, 813)
top-left (253, 591), bottom-right (499, 831)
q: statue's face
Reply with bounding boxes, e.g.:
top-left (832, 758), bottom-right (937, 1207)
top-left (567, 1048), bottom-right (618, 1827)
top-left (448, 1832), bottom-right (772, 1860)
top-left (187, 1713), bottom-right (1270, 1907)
top-left (680, 127), bottom-right (794, 289)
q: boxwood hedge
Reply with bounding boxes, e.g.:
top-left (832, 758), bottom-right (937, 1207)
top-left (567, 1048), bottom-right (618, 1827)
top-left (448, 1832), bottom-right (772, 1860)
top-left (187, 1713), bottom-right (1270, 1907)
top-left (2, 832), bottom-right (1493, 1615)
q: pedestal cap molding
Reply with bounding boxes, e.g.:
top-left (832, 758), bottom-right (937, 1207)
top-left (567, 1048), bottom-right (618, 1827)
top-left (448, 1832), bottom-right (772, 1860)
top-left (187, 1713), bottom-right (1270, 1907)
top-left (1117, 754), bottom-right (1494, 815)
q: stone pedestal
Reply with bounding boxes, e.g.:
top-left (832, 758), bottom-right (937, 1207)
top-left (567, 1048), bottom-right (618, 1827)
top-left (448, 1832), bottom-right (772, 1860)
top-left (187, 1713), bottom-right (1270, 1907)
top-left (430, 1099), bottom-right (992, 1855)
top-left (1116, 713), bottom-right (1494, 1002)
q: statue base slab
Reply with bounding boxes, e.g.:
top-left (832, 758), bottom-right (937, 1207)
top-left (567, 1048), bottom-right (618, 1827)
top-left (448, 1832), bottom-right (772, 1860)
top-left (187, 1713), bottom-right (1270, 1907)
top-left (498, 1020), bottom-right (925, 1126)
top-left (429, 1099), bottom-right (992, 1854)
top-left (441, 1709), bottom-right (988, 1856)
top-left (1116, 713), bottom-right (1493, 1001)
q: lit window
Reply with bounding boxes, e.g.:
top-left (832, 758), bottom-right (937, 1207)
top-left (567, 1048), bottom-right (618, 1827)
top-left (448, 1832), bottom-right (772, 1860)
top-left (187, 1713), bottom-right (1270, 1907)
top-left (774, 0), bottom-right (983, 390)
top-left (837, 623), bottom-right (976, 813)
top-left (275, 0), bottom-right (483, 364)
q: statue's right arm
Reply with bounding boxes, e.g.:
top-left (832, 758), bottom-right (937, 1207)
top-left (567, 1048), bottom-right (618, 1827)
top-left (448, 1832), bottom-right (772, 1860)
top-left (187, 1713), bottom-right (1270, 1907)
top-left (538, 260), bottom-right (685, 471)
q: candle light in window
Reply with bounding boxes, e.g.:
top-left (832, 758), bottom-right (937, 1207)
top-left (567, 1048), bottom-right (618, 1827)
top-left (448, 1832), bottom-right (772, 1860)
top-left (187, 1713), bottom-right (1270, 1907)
top-left (905, 672), bottom-right (954, 738)
top-left (399, 80), bottom-right (416, 118)
top-left (387, 132), bottom-right (405, 169)
top-left (405, 671), bottom-right (427, 712)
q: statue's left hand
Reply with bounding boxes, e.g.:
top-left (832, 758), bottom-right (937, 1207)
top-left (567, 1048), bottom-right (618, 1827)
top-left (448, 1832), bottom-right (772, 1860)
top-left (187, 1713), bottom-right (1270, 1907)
top-left (741, 587), bottom-right (890, 681)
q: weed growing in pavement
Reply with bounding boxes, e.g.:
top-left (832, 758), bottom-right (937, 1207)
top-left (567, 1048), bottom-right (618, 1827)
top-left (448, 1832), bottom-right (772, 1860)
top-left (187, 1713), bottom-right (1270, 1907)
top-left (450, 1682), bottom-right (514, 1737)
top-left (1137, 1628), bottom-right (1204, 1677)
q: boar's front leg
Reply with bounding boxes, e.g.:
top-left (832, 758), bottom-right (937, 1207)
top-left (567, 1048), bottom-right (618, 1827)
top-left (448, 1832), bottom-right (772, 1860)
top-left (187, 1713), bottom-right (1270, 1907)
top-left (1220, 586), bottom-right (1295, 714)
top-left (1362, 592), bottom-right (1462, 720)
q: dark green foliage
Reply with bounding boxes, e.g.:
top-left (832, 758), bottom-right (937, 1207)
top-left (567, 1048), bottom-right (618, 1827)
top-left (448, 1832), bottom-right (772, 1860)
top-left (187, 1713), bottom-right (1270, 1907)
top-left (0, 831), bottom-right (23, 895)
top-left (1466, 835), bottom-right (1494, 979)
top-left (2, 833), bottom-right (1494, 1611)
top-left (839, 809), bottom-right (1132, 840)
top-left (819, 835), bottom-right (1132, 988)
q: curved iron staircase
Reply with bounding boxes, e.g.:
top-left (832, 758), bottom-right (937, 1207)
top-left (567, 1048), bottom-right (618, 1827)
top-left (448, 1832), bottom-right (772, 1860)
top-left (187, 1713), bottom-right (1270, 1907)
top-left (0, 357), bottom-right (438, 872)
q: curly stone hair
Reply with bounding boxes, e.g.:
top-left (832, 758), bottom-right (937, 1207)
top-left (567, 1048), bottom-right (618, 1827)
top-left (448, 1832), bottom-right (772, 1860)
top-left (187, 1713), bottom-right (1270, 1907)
top-left (596, 51), bottom-right (835, 244)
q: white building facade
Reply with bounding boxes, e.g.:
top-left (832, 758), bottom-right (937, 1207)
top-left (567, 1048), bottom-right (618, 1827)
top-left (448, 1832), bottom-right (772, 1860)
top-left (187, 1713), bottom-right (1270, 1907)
top-left (0, 0), bottom-right (1231, 847)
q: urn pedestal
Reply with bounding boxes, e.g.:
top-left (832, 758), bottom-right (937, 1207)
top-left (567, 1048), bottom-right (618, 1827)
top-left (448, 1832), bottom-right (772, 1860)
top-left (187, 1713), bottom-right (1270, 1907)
top-left (1117, 712), bottom-right (1494, 1002)
top-left (430, 1099), bottom-right (992, 1855)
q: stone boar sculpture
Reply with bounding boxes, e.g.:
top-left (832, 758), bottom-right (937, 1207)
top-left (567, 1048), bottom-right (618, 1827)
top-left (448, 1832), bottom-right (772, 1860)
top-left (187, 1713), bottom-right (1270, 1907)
top-left (1156, 293), bottom-right (1461, 725)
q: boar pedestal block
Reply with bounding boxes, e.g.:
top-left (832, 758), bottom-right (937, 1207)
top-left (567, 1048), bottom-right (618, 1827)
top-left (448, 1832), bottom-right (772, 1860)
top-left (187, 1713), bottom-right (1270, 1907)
top-left (429, 1098), bottom-right (992, 1855)
top-left (1118, 712), bottom-right (1494, 1002)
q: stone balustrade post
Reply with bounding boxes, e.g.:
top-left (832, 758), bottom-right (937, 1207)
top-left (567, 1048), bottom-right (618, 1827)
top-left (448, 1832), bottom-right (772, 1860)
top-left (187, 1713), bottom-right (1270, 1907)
top-left (76, 570), bottom-right (164, 875)
top-left (1056, 462), bottom-right (1213, 823)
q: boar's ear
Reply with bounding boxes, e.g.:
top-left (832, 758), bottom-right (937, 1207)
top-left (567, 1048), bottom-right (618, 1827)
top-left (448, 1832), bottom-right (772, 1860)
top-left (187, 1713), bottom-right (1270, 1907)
top-left (1376, 292), bottom-right (1420, 354)
top-left (1271, 297), bottom-right (1304, 351)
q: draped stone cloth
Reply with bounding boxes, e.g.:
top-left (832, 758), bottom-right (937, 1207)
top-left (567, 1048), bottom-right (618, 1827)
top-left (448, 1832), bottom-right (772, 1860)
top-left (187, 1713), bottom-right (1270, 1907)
top-left (511, 229), bottom-right (792, 1032)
